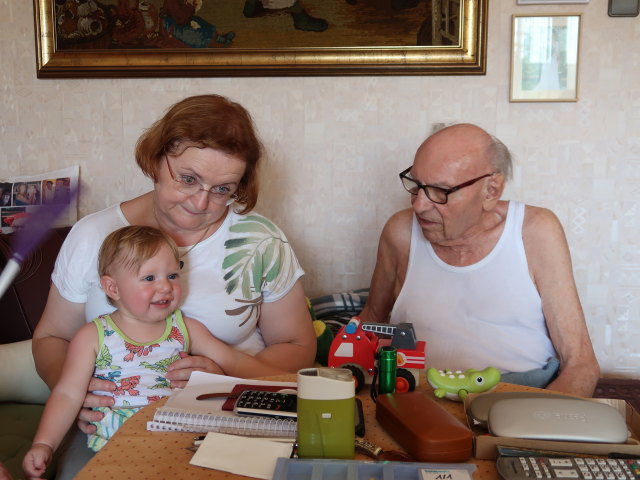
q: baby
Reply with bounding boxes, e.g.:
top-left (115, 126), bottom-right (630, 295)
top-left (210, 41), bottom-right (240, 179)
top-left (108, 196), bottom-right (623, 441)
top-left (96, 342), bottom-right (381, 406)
top-left (23, 225), bottom-right (246, 478)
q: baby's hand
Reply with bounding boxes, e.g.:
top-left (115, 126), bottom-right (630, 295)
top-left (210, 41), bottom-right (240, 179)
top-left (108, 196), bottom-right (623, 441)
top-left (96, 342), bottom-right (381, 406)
top-left (22, 443), bottom-right (53, 479)
top-left (166, 352), bottom-right (224, 388)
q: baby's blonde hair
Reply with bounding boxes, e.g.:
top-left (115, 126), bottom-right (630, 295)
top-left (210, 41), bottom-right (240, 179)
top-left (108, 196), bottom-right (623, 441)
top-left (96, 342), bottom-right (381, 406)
top-left (99, 225), bottom-right (179, 278)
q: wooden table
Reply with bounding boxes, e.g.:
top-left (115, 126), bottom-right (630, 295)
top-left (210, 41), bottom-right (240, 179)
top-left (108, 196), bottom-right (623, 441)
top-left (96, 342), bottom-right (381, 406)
top-left (76, 378), bottom-right (539, 480)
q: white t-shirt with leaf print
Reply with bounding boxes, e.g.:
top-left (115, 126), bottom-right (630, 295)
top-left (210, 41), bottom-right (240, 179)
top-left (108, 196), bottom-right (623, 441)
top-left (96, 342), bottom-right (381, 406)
top-left (52, 204), bottom-right (305, 355)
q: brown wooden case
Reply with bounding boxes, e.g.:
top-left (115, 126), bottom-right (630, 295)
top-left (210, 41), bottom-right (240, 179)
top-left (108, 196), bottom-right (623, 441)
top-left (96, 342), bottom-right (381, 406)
top-left (375, 391), bottom-right (473, 462)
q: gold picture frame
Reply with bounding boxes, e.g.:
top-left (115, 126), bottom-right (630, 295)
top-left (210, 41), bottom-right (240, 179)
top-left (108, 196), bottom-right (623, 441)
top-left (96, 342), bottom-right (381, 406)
top-left (33, 0), bottom-right (488, 78)
top-left (510, 14), bottom-right (581, 102)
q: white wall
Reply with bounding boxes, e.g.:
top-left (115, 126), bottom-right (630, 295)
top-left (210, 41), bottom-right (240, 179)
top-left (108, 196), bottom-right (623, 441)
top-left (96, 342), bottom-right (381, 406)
top-left (1, 1), bottom-right (639, 377)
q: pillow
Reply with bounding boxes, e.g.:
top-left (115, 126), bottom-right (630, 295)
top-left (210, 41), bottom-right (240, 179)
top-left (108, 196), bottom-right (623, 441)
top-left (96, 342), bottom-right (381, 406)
top-left (0, 403), bottom-right (57, 480)
top-left (0, 339), bottom-right (50, 404)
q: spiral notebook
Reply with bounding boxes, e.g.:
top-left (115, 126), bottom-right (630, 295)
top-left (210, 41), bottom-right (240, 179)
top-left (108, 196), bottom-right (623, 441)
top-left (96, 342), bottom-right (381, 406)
top-left (146, 371), bottom-right (297, 438)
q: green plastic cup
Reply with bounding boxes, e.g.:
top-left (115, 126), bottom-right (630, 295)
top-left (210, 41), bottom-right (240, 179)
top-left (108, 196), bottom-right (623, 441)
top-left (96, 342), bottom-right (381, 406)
top-left (296, 367), bottom-right (355, 459)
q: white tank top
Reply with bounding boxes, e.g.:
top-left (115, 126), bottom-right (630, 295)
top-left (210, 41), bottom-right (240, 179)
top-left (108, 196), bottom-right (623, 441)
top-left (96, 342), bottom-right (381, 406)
top-left (389, 201), bottom-right (556, 373)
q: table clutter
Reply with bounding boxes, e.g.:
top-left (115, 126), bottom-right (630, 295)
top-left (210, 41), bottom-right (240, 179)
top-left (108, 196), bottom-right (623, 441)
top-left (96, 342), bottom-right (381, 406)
top-left (296, 367), bottom-right (356, 459)
top-left (465, 392), bottom-right (640, 460)
top-left (190, 432), bottom-right (293, 479)
top-left (272, 458), bottom-right (476, 480)
top-left (376, 390), bottom-right (473, 463)
top-left (74, 372), bottom-right (640, 480)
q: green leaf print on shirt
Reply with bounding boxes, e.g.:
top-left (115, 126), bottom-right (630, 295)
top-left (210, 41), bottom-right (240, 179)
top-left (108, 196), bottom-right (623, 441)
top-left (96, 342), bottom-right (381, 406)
top-left (223, 215), bottom-right (298, 326)
top-left (150, 376), bottom-right (171, 390)
top-left (95, 343), bottom-right (113, 369)
top-left (140, 354), bottom-right (181, 373)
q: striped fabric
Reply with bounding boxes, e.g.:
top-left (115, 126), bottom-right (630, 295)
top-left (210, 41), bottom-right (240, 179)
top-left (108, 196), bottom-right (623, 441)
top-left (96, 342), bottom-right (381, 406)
top-left (309, 288), bottom-right (369, 336)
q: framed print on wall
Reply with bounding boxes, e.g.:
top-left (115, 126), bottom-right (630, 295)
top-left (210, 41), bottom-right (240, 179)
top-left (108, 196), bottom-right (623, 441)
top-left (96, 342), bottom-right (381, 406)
top-left (33, 0), bottom-right (488, 78)
top-left (517, 1), bottom-right (589, 4)
top-left (510, 14), bottom-right (581, 102)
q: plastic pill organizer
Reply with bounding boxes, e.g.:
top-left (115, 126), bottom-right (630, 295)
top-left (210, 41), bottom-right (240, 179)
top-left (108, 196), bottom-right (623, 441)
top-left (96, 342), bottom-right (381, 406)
top-left (272, 458), bottom-right (477, 480)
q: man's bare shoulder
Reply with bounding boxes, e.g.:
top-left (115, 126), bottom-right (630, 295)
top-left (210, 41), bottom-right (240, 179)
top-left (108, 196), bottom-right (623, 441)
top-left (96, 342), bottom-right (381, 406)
top-left (523, 204), bottom-right (565, 238)
top-left (380, 208), bottom-right (413, 250)
top-left (522, 204), bottom-right (569, 263)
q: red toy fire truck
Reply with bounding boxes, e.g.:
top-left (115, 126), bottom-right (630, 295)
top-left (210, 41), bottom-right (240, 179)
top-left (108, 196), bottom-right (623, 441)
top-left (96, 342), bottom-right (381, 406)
top-left (327, 316), bottom-right (426, 393)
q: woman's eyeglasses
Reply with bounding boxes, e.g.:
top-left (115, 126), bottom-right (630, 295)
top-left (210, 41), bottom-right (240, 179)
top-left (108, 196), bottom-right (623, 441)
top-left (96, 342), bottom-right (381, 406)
top-left (165, 155), bottom-right (237, 204)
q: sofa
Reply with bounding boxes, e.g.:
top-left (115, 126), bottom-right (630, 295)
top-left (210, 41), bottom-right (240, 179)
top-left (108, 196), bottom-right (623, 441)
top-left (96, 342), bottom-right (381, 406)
top-left (0, 227), bottom-right (69, 480)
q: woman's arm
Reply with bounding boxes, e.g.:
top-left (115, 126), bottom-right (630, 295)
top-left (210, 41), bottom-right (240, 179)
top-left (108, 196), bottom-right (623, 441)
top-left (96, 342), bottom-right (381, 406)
top-left (33, 285), bottom-right (86, 388)
top-left (32, 285), bottom-right (115, 433)
top-left (252, 279), bottom-right (316, 374)
top-left (186, 318), bottom-right (283, 377)
top-left (167, 280), bottom-right (316, 385)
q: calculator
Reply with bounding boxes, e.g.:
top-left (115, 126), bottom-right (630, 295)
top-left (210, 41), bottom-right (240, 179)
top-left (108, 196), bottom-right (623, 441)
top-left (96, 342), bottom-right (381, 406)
top-left (496, 456), bottom-right (640, 480)
top-left (233, 389), bottom-right (298, 419)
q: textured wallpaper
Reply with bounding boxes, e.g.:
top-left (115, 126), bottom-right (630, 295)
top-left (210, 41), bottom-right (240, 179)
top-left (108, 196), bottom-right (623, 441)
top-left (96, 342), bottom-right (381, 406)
top-left (1, 1), bottom-right (639, 377)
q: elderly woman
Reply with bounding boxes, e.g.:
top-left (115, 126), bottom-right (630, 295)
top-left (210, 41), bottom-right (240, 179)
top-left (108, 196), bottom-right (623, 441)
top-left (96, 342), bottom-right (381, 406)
top-left (32, 94), bottom-right (316, 479)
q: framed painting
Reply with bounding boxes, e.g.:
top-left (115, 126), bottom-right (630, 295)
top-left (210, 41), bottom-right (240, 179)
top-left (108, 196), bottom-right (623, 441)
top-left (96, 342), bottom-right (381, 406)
top-left (517, 1), bottom-right (588, 4)
top-left (33, 0), bottom-right (488, 78)
top-left (510, 14), bottom-right (581, 102)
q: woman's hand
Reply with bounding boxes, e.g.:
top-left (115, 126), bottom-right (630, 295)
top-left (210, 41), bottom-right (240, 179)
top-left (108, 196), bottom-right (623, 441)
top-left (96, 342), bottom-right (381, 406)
top-left (166, 352), bottom-right (225, 388)
top-left (76, 377), bottom-right (116, 434)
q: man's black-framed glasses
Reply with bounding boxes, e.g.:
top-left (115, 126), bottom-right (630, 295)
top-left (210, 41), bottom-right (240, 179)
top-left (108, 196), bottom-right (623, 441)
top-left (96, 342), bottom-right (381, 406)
top-left (399, 167), bottom-right (496, 205)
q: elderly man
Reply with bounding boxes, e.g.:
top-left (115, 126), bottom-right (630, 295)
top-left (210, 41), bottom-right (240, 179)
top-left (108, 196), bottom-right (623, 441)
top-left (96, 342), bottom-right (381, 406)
top-left (360, 124), bottom-right (599, 397)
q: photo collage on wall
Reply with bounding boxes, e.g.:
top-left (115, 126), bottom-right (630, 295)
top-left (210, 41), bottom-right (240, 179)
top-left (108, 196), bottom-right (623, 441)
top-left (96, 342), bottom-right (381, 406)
top-left (0, 166), bottom-right (79, 234)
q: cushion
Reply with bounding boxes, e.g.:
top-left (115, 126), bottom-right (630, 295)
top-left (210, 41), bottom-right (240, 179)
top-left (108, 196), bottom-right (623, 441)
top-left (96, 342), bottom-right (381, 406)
top-left (310, 288), bottom-right (369, 320)
top-left (0, 403), bottom-right (56, 479)
top-left (0, 341), bottom-right (58, 479)
top-left (0, 340), bottom-right (49, 404)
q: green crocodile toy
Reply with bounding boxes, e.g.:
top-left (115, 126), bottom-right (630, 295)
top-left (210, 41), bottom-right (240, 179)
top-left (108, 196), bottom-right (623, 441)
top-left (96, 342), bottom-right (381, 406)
top-left (427, 366), bottom-right (501, 401)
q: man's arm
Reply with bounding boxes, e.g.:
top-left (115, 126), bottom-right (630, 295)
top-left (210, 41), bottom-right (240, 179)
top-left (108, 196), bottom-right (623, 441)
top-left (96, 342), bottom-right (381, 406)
top-left (359, 209), bottom-right (413, 324)
top-left (523, 206), bottom-right (600, 397)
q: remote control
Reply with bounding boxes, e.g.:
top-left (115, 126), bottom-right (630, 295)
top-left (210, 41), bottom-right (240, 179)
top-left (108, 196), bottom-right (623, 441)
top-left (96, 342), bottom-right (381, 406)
top-left (497, 456), bottom-right (640, 480)
top-left (233, 389), bottom-right (298, 419)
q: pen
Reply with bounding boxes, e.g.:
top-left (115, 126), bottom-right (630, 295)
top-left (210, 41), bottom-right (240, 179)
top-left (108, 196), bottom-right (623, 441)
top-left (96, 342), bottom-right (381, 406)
top-left (191, 434), bottom-right (294, 448)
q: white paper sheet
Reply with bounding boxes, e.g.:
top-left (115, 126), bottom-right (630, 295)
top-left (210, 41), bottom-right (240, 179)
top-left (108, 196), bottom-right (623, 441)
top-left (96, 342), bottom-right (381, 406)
top-left (189, 432), bottom-right (293, 479)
